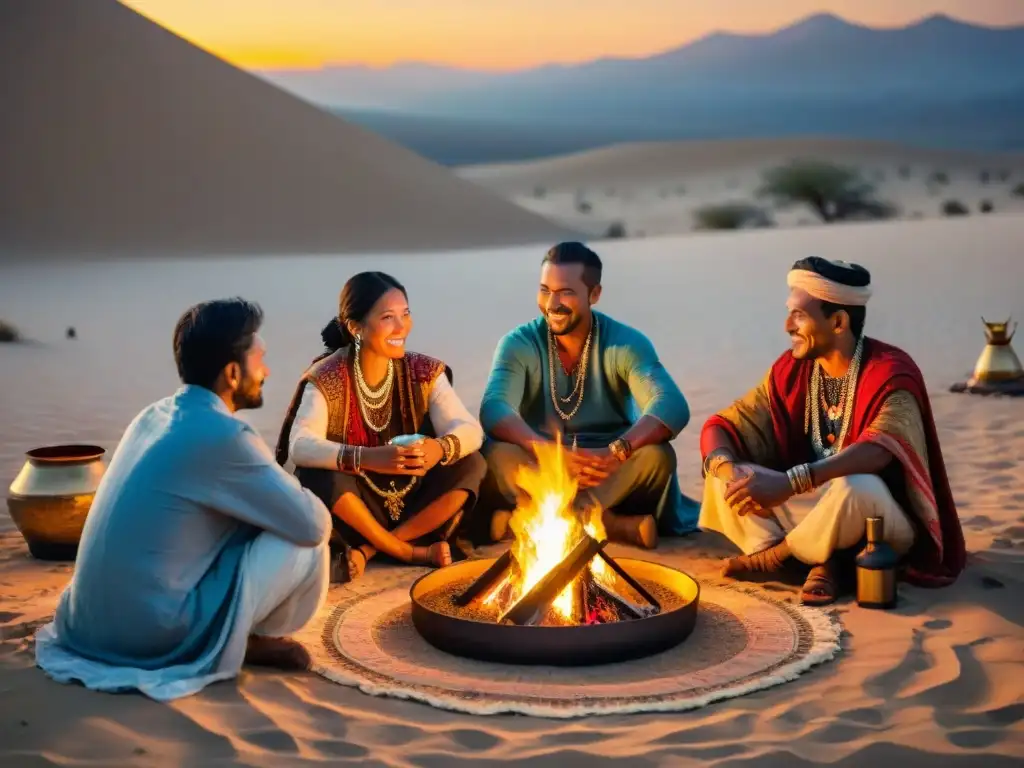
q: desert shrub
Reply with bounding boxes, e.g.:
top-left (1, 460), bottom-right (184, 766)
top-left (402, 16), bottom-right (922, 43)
top-left (930, 171), bottom-right (950, 185)
top-left (942, 199), bottom-right (969, 216)
top-left (576, 200), bottom-right (592, 214)
top-left (0, 319), bottom-right (19, 343)
top-left (676, 185), bottom-right (687, 195)
top-left (533, 186), bottom-right (546, 198)
top-left (979, 170), bottom-right (990, 184)
top-left (694, 202), bottom-right (771, 230)
top-left (757, 160), bottom-right (897, 223)
top-left (996, 169), bottom-right (1011, 182)
top-left (898, 165), bottom-right (911, 179)
top-left (604, 221), bottom-right (627, 238)
top-left (1012, 183), bottom-right (1024, 197)
top-left (980, 200), bottom-right (994, 213)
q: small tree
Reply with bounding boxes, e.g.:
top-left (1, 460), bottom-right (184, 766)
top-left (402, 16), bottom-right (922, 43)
top-left (980, 200), bottom-right (994, 213)
top-left (694, 203), bottom-right (771, 230)
top-left (757, 160), bottom-right (896, 223)
top-left (930, 171), bottom-right (950, 185)
top-left (942, 199), bottom-right (969, 216)
top-left (0, 319), bottom-right (19, 343)
top-left (604, 221), bottom-right (627, 239)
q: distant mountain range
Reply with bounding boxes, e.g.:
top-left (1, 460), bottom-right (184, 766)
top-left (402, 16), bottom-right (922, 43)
top-left (257, 14), bottom-right (1024, 163)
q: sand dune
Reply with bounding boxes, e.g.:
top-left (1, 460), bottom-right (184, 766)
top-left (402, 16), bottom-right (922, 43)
top-left (0, 0), bottom-right (576, 258)
top-left (458, 137), bottom-right (1024, 238)
top-left (1, 216), bottom-right (1022, 765)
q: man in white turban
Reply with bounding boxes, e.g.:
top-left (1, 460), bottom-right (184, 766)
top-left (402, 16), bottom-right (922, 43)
top-left (697, 257), bottom-right (965, 605)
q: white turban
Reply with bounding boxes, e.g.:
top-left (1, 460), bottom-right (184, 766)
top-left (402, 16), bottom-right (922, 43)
top-left (787, 264), bottom-right (872, 306)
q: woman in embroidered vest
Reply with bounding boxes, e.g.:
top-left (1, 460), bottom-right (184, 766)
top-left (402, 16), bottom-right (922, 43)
top-left (276, 272), bottom-right (486, 582)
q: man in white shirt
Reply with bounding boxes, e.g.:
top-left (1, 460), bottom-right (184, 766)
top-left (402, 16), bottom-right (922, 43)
top-left (35, 298), bottom-right (331, 701)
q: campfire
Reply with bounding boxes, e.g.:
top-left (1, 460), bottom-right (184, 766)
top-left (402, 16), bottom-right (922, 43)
top-left (409, 439), bottom-right (701, 666)
top-left (456, 440), bottom-right (661, 626)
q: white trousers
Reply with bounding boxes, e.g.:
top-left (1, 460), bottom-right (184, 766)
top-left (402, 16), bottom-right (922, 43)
top-left (698, 474), bottom-right (916, 565)
top-left (35, 532), bottom-right (329, 701)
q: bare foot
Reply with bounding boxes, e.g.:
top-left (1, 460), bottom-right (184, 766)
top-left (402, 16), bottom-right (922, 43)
top-left (722, 541), bottom-right (791, 578)
top-left (412, 541), bottom-right (452, 568)
top-left (490, 509), bottom-right (514, 542)
top-left (244, 636), bottom-right (311, 671)
top-left (348, 547), bottom-right (369, 580)
top-left (602, 513), bottom-right (659, 549)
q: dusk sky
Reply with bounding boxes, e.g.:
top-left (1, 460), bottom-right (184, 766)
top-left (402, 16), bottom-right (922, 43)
top-left (122, 1), bottom-right (1024, 70)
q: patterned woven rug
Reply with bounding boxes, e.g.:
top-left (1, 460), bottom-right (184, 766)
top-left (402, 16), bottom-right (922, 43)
top-left (296, 559), bottom-right (842, 718)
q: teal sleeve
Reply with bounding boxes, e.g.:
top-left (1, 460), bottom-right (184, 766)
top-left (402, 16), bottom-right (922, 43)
top-left (479, 330), bottom-right (530, 436)
top-left (618, 329), bottom-right (690, 436)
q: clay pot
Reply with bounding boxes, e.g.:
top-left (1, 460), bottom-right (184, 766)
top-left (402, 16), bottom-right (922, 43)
top-left (6, 444), bottom-right (106, 560)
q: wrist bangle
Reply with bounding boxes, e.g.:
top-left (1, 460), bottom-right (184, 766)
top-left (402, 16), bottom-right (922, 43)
top-left (336, 445), bottom-right (346, 472)
top-left (786, 463), bottom-right (814, 494)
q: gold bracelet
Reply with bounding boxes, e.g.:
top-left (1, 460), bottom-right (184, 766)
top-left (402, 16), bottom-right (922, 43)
top-left (704, 450), bottom-right (734, 478)
top-left (439, 434), bottom-right (461, 466)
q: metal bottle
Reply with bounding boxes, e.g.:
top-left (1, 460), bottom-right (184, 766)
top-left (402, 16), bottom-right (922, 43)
top-left (855, 516), bottom-right (898, 609)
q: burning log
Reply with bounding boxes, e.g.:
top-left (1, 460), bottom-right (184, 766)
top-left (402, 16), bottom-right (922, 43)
top-left (584, 576), bottom-right (657, 623)
top-left (596, 549), bottom-right (661, 613)
top-left (499, 533), bottom-right (606, 626)
top-left (453, 549), bottom-right (514, 607)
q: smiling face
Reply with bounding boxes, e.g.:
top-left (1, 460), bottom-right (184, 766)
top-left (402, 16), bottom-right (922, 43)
top-left (784, 287), bottom-right (839, 360)
top-left (349, 287), bottom-right (412, 360)
top-left (537, 262), bottom-right (601, 336)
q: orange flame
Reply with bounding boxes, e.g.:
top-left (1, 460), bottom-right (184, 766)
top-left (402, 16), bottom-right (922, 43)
top-left (483, 436), bottom-right (613, 623)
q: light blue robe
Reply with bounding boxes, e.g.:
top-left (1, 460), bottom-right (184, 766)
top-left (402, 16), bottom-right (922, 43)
top-left (34, 385), bottom-right (330, 700)
top-left (479, 311), bottom-right (699, 533)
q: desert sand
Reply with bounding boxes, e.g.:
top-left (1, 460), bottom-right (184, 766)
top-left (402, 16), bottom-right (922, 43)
top-left (1, 214), bottom-right (1022, 765)
top-left (0, 0), bottom-right (574, 258)
top-left (459, 138), bottom-right (1024, 239)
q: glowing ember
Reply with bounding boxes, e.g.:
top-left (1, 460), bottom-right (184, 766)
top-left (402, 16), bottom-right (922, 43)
top-left (482, 438), bottom-right (618, 624)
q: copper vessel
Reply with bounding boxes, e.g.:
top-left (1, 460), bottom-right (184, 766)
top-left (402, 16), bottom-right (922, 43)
top-left (6, 444), bottom-right (106, 560)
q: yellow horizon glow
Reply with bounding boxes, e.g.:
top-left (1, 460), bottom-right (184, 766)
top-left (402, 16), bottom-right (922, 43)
top-left (120, 0), bottom-right (1024, 71)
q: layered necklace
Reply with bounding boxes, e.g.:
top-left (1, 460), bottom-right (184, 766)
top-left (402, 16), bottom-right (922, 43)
top-left (806, 336), bottom-right (864, 459)
top-left (352, 337), bottom-right (415, 520)
top-left (353, 337), bottom-right (394, 434)
top-left (547, 319), bottom-right (594, 423)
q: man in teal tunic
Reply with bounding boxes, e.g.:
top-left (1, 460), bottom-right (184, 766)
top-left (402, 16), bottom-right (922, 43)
top-left (479, 241), bottom-right (698, 547)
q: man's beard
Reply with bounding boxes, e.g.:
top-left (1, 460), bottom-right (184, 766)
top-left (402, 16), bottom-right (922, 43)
top-left (232, 377), bottom-right (264, 410)
top-left (547, 310), bottom-right (581, 336)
